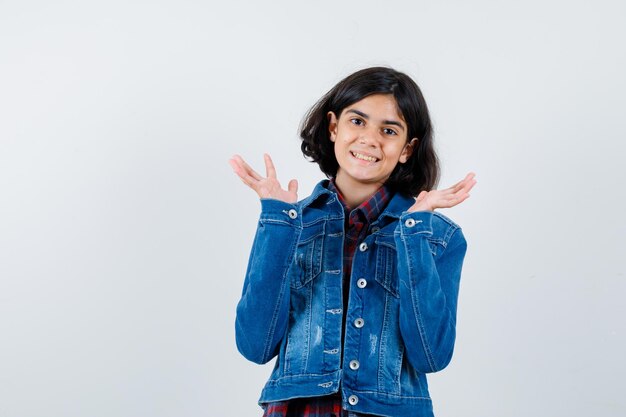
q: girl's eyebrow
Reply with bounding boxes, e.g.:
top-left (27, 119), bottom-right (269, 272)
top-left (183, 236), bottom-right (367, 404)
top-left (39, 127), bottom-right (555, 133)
top-left (346, 109), bottom-right (405, 131)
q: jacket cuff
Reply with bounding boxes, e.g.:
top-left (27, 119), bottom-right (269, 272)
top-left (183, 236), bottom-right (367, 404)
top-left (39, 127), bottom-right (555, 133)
top-left (399, 211), bottom-right (434, 236)
top-left (259, 198), bottom-right (301, 225)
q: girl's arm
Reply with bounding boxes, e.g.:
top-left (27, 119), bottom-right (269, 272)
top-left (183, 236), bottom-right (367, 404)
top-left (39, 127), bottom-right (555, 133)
top-left (395, 213), bottom-right (467, 373)
top-left (229, 154), bottom-right (300, 364)
top-left (235, 199), bottom-right (301, 364)
top-left (396, 173), bottom-right (476, 373)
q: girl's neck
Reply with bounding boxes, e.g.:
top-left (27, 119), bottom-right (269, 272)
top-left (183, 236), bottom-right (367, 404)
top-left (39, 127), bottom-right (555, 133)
top-left (334, 174), bottom-right (384, 209)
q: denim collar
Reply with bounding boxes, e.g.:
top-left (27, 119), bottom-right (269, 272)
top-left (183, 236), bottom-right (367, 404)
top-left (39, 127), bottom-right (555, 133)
top-left (301, 180), bottom-right (415, 221)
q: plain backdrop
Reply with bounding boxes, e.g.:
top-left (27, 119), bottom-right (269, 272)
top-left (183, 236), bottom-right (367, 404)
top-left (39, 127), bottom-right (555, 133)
top-left (1, 1), bottom-right (625, 416)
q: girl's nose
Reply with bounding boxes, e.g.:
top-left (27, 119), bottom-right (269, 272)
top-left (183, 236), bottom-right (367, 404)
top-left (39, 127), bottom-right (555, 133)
top-left (358, 130), bottom-right (378, 146)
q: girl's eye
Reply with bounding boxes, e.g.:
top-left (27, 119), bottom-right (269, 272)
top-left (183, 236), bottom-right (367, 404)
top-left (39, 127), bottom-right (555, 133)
top-left (383, 128), bottom-right (397, 136)
top-left (350, 118), bottom-right (364, 126)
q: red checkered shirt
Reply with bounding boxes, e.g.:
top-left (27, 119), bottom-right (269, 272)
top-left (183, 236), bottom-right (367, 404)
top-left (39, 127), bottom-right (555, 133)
top-left (261, 180), bottom-right (391, 417)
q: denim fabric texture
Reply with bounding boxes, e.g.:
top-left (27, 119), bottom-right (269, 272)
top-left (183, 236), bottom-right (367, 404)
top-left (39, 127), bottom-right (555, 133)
top-left (235, 180), bottom-right (468, 417)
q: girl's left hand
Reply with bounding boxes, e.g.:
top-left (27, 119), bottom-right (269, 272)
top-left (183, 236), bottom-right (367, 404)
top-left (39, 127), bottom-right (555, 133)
top-left (408, 172), bottom-right (477, 212)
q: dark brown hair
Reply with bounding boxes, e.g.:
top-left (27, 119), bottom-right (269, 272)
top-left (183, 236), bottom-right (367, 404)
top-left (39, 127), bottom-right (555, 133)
top-left (299, 66), bottom-right (439, 196)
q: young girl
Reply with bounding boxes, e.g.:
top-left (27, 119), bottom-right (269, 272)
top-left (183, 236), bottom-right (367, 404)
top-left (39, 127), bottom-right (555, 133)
top-left (229, 67), bottom-right (476, 417)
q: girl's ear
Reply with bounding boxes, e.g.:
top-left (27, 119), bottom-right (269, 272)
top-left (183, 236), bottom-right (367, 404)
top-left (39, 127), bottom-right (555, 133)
top-left (327, 111), bottom-right (338, 142)
top-left (399, 138), bottom-right (418, 163)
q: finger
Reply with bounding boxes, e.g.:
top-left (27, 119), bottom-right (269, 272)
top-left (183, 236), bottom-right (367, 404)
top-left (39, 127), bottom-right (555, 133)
top-left (446, 174), bottom-right (470, 191)
top-left (228, 158), bottom-right (239, 173)
top-left (228, 158), bottom-right (248, 180)
top-left (237, 155), bottom-right (264, 181)
top-left (236, 169), bottom-right (262, 190)
top-left (288, 179), bottom-right (298, 196)
top-left (454, 177), bottom-right (476, 197)
top-left (447, 172), bottom-right (476, 193)
top-left (264, 153), bottom-right (277, 179)
top-left (461, 178), bottom-right (477, 194)
top-left (233, 154), bottom-right (262, 181)
top-left (229, 158), bottom-right (266, 193)
top-left (439, 176), bottom-right (475, 199)
top-left (445, 192), bottom-right (471, 207)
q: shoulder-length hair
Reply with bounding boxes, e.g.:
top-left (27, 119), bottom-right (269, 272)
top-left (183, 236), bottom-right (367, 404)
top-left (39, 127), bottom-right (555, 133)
top-left (299, 66), bottom-right (439, 196)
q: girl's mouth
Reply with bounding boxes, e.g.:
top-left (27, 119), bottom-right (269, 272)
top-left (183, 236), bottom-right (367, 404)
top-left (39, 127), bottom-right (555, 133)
top-left (350, 151), bottom-right (379, 162)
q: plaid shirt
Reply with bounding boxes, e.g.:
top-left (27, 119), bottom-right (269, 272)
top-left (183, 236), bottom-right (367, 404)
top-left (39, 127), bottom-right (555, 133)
top-left (262, 180), bottom-right (391, 417)
top-left (327, 180), bottom-right (390, 313)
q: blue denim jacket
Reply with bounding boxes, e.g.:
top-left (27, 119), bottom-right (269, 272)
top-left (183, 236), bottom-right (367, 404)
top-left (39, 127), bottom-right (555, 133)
top-left (235, 180), bottom-right (467, 417)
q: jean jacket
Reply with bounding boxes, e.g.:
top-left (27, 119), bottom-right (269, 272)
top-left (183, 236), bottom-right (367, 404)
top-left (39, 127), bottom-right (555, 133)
top-left (235, 180), bottom-right (467, 417)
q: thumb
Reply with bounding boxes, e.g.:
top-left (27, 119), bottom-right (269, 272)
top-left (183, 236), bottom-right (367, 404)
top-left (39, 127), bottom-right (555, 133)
top-left (288, 179), bottom-right (298, 196)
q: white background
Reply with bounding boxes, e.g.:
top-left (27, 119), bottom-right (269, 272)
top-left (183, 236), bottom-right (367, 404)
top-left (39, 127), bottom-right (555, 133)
top-left (1, 1), bottom-right (625, 416)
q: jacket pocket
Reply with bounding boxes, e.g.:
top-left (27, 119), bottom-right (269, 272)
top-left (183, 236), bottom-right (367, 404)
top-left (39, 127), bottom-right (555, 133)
top-left (426, 237), bottom-right (439, 256)
top-left (291, 222), bottom-right (325, 289)
top-left (374, 237), bottom-right (399, 298)
top-left (374, 235), bottom-right (439, 296)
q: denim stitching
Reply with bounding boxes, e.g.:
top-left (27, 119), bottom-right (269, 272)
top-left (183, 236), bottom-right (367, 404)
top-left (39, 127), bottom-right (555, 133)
top-left (268, 228), bottom-right (300, 365)
top-left (394, 344), bottom-right (404, 392)
top-left (259, 218), bottom-right (295, 226)
top-left (293, 225), bottom-right (325, 289)
top-left (378, 286), bottom-right (391, 391)
top-left (303, 282), bottom-right (313, 372)
top-left (374, 243), bottom-right (399, 298)
top-left (401, 233), bottom-right (437, 372)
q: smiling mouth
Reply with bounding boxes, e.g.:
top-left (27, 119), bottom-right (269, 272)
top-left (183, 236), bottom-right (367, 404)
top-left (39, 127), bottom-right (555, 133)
top-left (351, 151), bottom-right (379, 162)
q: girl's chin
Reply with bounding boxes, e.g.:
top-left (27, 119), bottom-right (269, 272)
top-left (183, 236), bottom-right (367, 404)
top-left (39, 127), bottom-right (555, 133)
top-left (337, 171), bottom-right (384, 186)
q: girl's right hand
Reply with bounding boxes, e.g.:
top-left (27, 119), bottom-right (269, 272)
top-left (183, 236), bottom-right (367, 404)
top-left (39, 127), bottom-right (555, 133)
top-left (408, 172), bottom-right (476, 212)
top-left (229, 153), bottom-right (299, 203)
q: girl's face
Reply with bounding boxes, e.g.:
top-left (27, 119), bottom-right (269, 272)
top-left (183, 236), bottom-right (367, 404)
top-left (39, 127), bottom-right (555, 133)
top-left (328, 94), bottom-right (416, 193)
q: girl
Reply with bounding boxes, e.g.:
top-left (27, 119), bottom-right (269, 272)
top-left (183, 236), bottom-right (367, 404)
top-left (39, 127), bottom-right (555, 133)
top-left (229, 67), bottom-right (476, 417)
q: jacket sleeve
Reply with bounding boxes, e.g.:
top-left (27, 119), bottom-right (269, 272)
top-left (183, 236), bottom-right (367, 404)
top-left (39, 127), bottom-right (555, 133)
top-left (234, 199), bottom-right (301, 364)
top-left (394, 211), bottom-right (467, 373)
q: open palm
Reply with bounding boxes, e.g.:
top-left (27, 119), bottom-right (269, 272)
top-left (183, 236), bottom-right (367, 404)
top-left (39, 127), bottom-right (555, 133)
top-left (229, 154), bottom-right (298, 203)
top-left (409, 172), bottom-right (477, 212)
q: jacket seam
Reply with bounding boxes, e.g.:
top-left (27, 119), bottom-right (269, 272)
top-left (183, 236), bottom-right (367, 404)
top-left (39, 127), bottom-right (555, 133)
top-left (261, 226), bottom-right (301, 363)
top-left (402, 233), bottom-right (437, 372)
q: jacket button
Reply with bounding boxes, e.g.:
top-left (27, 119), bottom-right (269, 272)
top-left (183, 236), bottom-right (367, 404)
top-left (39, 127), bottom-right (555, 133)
top-left (359, 242), bottom-right (368, 252)
top-left (405, 218), bottom-right (416, 227)
top-left (348, 395), bottom-right (359, 405)
top-left (357, 278), bottom-right (367, 288)
top-left (354, 318), bottom-right (364, 328)
top-left (288, 209), bottom-right (298, 219)
top-left (349, 359), bottom-right (360, 370)
top-left (370, 226), bottom-right (380, 233)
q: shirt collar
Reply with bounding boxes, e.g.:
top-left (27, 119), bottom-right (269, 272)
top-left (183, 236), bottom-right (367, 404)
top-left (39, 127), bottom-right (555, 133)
top-left (327, 179), bottom-right (391, 225)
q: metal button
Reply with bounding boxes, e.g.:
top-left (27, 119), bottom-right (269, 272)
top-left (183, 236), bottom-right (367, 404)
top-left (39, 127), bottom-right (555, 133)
top-left (357, 278), bottom-right (367, 288)
top-left (359, 242), bottom-right (368, 252)
top-left (288, 209), bottom-right (298, 219)
top-left (349, 359), bottom-right (360, 370)
top-left (370, 226), bottom-right (380, 233)
top-left (405, 218), bottom-right (416, 227)
top-left (354, 318), bottom-right (364, 328)
top-left (348, 395), bottom-right (359, 405)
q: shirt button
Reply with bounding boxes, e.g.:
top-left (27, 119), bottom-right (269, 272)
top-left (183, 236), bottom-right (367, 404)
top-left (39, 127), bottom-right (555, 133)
top-left (354, 318), bottom-right (364, 328)
top-left (288, 209), bottom-right (298, 219)
top-left (349, 359), bottom-right (360, 370)
top-left (357, 278), bottom-right (367, 288)
top-left (348, 395), bottom-right (359, 405)
top-left (359, 242), bottom-right (368, 252)
top-left (405, 218), bottom-right (416, 227)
